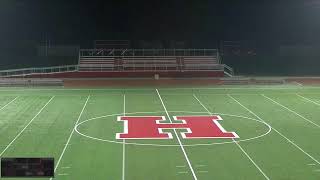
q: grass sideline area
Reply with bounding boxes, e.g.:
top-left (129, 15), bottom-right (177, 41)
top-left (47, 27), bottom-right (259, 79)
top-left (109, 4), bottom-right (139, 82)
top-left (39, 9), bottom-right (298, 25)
top-left (0, 85), bottom-right (320, 179)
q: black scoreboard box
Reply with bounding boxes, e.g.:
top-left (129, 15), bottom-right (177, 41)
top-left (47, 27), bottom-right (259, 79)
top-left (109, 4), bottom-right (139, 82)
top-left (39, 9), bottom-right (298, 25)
top-left (1, 158), bottom-right (54, 178)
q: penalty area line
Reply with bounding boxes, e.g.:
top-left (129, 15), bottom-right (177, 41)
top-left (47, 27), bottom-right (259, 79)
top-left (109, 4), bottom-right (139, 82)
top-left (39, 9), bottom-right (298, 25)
top-left (193, 94), bottom-right (270, 180)
top-left (0, 96), bottom-right (19, 111)
top-left (0, 96), bottom-right (54, 157)
top-left (228, 94), bottom-right (320, 165)
top-left (296, 94), bottom-right (320, 106)
top-left (262, 94), bottom-right (320, 128)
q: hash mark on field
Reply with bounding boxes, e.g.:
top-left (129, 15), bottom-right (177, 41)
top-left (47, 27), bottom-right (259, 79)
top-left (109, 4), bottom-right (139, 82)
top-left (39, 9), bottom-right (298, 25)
top-left (262, 94), bottom-right (320, 128)
top-left (61, 166), bottom-right (71, 169)
top-left (0, 96), bottom-right (54, 157)
top-left (195, 165), bottom-right (207, 167)
top-left (313, 169), bottom-right (320, 172)
top-left (178, 171), bottom-right (188, 174)
top-left (58, 173), bottom-right (69, 176)
top-left (308, 163), bottom-right (316, 166)
top-left (194, 94), bottom-right (270, 180)
top-left (50, 96), bottom-right (90, 180)
top-left (228, 94), bottom-right (320, 166)
top-left (156, 89), bottom-right (198, 180)
top-left (176, 165), bottom-right (186, 168)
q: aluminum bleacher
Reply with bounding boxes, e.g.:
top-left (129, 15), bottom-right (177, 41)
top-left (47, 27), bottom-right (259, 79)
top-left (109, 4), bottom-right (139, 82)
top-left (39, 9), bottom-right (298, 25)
top-left (0, 49), bottom-right (234, 78)
top-left (78, 49), bottom-right (228, 72)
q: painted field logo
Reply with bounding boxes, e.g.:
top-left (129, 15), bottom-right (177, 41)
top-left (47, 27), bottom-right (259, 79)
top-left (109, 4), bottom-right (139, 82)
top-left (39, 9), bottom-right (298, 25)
top-left (116, 115), bottom-right (239, 139)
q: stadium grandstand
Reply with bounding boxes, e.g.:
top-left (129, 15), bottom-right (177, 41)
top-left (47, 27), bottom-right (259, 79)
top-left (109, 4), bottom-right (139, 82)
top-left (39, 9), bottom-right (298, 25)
top-left (0, 41), bottom-right (234, 79)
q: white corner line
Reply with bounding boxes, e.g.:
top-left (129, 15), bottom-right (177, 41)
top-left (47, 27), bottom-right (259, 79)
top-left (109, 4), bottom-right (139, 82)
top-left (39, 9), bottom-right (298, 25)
top-left (296, 94), bottom-right (320, 106)
top-left (156, 89), bottom-right (198, 180)
top-left (0, 96), bottom-right (54, 157)
top-left (228, 94), bottom-right (320, 165)
top-left (193, 94), bottom-right (270, 180)
top-left (122, 93), bottom-right (126, 180)
top-left (262, 94), bottom-right (320, 128)
top-left (50, 95), bottom-right (90, 180)
top-left (0, 96), bottom-right (19, 111)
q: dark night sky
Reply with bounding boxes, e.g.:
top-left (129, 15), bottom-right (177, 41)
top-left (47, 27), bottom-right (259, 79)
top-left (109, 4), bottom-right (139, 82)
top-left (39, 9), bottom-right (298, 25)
top-left (1, 0), bottom-right (320, 47)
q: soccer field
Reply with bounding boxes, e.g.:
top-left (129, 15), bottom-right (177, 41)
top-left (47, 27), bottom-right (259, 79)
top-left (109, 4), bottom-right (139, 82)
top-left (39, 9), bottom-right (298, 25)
top-left (1, 85), bottom-right (320, 180)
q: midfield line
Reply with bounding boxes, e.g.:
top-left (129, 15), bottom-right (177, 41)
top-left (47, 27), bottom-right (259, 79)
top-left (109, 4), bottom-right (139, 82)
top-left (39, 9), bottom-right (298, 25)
top-left (156, 89), bottom-right (198, 180)
top-left (262, 94), bottom-right (320, 128)
top-left (193, 94), bottom-right (270, 180)
top-left (0, 96), bottom-right (54, 157)
top-left (0, 96), bottom-right (19, 111)
top-left (296, 94), bottom-right (320, 106)
top-left (228, 94), bottom-right (320, 165)
top-left (50, 95), bottom-right (90, 180)
top-left (122, 94), bottom-right (126, 180)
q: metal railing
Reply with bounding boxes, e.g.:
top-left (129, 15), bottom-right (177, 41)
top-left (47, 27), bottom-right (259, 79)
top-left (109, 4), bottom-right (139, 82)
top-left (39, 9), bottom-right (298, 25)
top-left (80, 49), bottom-right (218, 57)
top-left (0, 65), bottom-right (78, 77)
top-left (0, 49), bottom-right (234, 77)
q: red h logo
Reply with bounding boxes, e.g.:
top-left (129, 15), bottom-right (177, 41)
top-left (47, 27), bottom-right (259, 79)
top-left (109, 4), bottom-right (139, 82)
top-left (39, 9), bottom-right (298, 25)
top-left (116, 116), bottom-right (239, 139)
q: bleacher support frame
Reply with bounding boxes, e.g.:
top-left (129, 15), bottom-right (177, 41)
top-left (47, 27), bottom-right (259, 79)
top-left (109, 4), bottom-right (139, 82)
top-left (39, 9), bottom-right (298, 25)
top-left (0, 49), bottom-right (234, 78)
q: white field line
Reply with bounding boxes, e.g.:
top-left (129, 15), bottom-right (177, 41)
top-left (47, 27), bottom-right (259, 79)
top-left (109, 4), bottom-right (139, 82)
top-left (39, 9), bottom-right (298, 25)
top-left (156, 89), bottom-right (198, 180)
top-left (178, 171), bottom-right (188, 174)
top-left (293, 81), bottom-right (303, 86)
top-left (296, 94), bottom-right (320, 106)
top-left (0, 96), bottom-right (18, 111)
top-left (228, 94), bottom-right (320, 165)
top-left (262, 94), bottom-right (320, 128)
top-left (58, 173), bottom-right (69, 176)
top-left (198, 171), bottom-right (209, 173)
top-left (176, 165), bottom-right (186, 168)
top-left (0, 96), bottom-right (54, 157)
top-left (50, 95), bottom-right (90, 180)
top-left (122, 94), bottom-right (126, 180)
top-left (193, 94), bottom-right (270, 180)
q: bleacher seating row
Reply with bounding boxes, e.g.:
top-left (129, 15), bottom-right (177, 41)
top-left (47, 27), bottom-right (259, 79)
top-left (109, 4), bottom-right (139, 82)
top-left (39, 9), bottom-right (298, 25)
top-left (78, 56), bottom-right (220, 71)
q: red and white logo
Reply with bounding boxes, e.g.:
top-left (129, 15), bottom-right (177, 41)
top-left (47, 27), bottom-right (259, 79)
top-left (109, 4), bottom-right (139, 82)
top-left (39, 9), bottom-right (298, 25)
top-left (116, 115), bottom-right (239, 139)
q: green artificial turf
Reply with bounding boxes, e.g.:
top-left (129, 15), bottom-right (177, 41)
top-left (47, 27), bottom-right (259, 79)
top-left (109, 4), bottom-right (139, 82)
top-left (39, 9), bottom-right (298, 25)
top-left (0, 85), bottom-right (320, 180)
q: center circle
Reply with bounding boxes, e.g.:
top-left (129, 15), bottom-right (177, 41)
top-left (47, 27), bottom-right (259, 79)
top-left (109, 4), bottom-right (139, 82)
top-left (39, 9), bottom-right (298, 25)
top-left (75, 111), bottom-right (272, 147)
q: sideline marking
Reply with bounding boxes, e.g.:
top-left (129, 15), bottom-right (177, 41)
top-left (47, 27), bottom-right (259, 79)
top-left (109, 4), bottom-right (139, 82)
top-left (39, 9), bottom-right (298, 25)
top-left (122, 94), bottom-right (126, 180)
top-left (296, 94), bottom-right (320, 106)
top-left (50, 95), bottom-right (90, 180)
top-left (0, 96), bottom-right (18, 111)
top-left (0, 96), bottom-right (54, 157)
top-left (228, 95), bottom-right (320, 165)
top-left (156, 89), bottom-right (198, 180)
top-left (193, 94), bottom-right (270, 180)
top-left (262, 94), bottom-right (320, 128)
